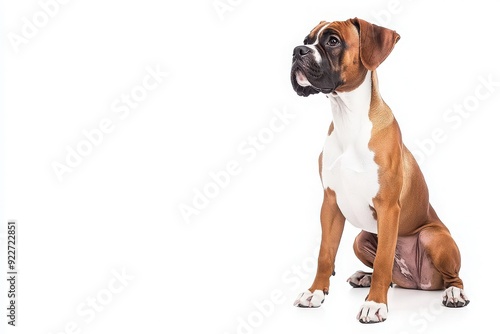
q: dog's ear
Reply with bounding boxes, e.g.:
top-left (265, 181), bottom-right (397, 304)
top-left (291, 72), bottom-right (320, 97)
top-left (350, 17), bottom-right (400, 71)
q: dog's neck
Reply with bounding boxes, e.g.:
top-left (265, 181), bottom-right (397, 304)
top-left (327, 71), bottom-right (373, 146)
top-left (330, 70), bottom-right (372, 112)
top-left (327, 70), bottom-right (393, 143)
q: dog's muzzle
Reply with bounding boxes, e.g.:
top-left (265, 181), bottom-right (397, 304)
top-left (291, 46), bottom-right (334, 96)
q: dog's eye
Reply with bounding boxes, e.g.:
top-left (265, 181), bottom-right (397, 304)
top-left (326, 35), bottom-right (340, 47)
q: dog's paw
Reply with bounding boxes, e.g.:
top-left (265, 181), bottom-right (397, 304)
top-left (357, 301), bottom-right (388, 323)
top-left (442, 286), bottom-right (470, 307)
top-left (293, 290), bottom-right (325, 308)
top-left (347, 270), bottom-right (372, 288)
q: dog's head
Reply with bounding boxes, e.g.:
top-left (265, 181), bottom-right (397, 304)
top-left (290, 18), bottom-right (400, 97)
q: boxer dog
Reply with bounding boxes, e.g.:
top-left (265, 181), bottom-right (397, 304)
top-left (290, 18), bottom-right (469, 323)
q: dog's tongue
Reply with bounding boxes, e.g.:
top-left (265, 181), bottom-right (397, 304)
top-left (296, 71), bottom-right (312, 87)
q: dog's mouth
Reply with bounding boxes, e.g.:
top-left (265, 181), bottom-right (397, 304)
top-left (295, 70), bottom-right (312, 87)
top-left (296, 71), bottom-right (335, 94)
top-left (292, 65), bottom-right (335, 95)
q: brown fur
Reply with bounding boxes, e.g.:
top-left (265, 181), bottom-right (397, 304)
top-left (307, 19), bottom-right (464, 308)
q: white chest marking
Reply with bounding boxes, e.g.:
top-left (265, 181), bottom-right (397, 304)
top-left (321, 72), bottom-right (380, 234)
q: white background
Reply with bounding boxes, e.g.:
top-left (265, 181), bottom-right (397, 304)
top-left (1, 0), bottom-right (499, 333)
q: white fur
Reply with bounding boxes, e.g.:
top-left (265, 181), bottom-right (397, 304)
top-left (347, 270), bottom-right (372, 287)
top-left (321, 72), bottom-right (380, 234)
top-left (395, 256), bottom-right (413, 279)
top-left (306, 24), bottom-right (329, 63)
top-left (442, 286), bottom-right (469, 307)
top-left (357, 301), bottom-right (388, 323)
top-left (293, 289), bottom-right (325, 308)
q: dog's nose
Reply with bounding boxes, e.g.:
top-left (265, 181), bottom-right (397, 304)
top-left (293, 46), bottom-right (311, 58)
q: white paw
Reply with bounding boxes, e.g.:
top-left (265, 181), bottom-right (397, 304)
top-left (357, 301), bottom-right (388, 323)
top-left (293, 290), bottom-right (325, 308)
top-left (442, 286), bottom-right (470, 307)
top-left (347, 270), bottom-right (372, 288)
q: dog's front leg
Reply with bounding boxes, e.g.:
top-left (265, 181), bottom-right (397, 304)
top-left (294, 188), bottom-right (345, 308)
top-left (357, 200), bottom-right (400, 323)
